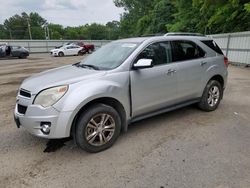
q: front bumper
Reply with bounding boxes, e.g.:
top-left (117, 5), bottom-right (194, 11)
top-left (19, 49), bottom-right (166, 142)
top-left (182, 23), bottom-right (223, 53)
top-left (50, 51), bottom-right (59, 56)
top-left (14, 95), bottom-right (73, 139)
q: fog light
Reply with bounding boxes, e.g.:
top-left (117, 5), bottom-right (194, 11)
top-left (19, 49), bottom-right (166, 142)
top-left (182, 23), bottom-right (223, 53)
top-left (41, 122), bottom-right (51, 135)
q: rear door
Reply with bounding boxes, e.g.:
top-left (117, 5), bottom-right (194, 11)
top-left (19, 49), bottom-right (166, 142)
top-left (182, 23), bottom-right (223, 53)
top-left (170, 40), bottom-right (207, 102)
top-left (130, 41), bottom-right (178, 117)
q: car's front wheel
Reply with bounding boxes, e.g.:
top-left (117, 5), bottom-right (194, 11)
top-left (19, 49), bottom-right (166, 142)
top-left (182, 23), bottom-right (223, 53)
top-left (58, 52), bottom-right (64, 57)
top-left (75, 104), bottom-right (121, 153)
top-left (198, 80), bottom-right (223, 111)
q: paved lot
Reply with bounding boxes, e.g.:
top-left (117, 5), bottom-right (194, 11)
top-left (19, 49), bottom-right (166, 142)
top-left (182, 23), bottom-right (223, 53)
top-left (0, 54), bottom-right (250, 188)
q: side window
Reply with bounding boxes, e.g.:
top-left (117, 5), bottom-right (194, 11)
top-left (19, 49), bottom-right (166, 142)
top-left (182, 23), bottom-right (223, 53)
top-left (171, 40), bottom-right (205, 62)
top-left (137, 42), bottom-right (172, 66)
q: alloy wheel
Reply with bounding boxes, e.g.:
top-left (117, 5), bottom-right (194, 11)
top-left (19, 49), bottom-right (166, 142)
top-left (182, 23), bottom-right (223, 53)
top-left (85, 113), bottom-right (115, 146)
top-left (207, 86), bottom-right (220, 107)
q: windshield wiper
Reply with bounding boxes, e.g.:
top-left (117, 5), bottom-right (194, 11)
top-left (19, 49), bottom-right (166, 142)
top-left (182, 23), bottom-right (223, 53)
top-left (72, 62), bottom-right (81, 67)
top-left (79, 64), bottom-right (100, 70)
top-left (73, 62), bottom-right (99, 70)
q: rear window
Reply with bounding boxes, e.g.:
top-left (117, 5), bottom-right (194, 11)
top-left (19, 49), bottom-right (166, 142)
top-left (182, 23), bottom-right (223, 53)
top-left (201, 40), bottom-right (223, 55)
top-left (171, 40), bottom-right (206, 62)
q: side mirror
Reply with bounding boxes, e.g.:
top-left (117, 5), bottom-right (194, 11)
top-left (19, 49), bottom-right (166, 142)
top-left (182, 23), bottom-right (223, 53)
top-left (133, 59), bottom-right (153, 69)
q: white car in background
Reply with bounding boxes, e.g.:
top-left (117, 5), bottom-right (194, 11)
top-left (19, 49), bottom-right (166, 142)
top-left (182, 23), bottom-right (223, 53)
top-left (50, 44), bottom-right (83, 57)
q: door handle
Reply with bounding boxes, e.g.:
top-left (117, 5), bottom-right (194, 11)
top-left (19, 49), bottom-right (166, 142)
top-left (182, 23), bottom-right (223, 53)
top-left (200, 61), bottom-right (207, 66)
top-left (166, 69), bottom-right (177, 75)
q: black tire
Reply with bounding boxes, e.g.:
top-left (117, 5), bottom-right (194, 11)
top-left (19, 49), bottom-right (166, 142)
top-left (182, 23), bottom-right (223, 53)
top-left (18, 53), bottom-right (26, 59)
top-left (58, 52), bottom-right (64, 57)
top-left (75, 104), bottom-right (121, 153)
top-left (77, 51), bottom-right (83, 56)
top-left (198, 80), bottom-right (223, 111)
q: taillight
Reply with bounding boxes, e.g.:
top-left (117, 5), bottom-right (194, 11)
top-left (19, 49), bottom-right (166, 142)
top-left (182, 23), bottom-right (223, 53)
top-left (224, 56), bottom-right (229, 67)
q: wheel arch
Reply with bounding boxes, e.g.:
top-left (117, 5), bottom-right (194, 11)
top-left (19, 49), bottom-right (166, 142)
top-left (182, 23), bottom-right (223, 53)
top-left (70, 97), bottom-right (127, 137)
top-left (208, 74), bottom-right (224, 88)
top-left (58, 51), bottom-right (64, 56)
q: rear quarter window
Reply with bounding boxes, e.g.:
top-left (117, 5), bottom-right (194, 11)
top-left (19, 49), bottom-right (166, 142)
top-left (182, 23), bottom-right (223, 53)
top-left (201, 40), bottom-right (223, 55)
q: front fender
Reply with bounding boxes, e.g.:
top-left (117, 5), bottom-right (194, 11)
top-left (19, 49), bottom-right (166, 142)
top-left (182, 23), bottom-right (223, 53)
top-left (53, 78), bottom-right (130, 135)
top-left (51, 70), bottom-right (130, 136)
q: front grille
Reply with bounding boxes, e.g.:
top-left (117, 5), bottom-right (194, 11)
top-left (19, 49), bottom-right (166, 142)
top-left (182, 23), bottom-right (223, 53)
top-left (19, 89), bottom-right (31, 98)
top-left (17, 104), bottom-right (27, 115)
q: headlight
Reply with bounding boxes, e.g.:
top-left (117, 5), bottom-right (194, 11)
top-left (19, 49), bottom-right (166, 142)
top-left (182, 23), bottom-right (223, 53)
top-left (34, 85), bottom-right (68, 107)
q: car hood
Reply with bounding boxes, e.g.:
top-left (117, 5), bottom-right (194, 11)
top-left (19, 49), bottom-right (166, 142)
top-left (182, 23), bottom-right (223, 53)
top-left (51, 48), bottom-right (61, 52)
top-left (21, 65), bottom-right (106, 94)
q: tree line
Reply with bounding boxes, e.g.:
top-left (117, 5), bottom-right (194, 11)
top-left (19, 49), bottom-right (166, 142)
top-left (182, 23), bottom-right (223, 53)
top-left (0, 12), bottom-right (120, 40)
top-left (0, 0), bottom-right (250, 40)
top-left (115, 0), bottom-right (250, 37)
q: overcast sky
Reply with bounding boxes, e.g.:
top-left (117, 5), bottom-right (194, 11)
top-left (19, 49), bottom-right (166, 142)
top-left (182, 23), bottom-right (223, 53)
top-left (0, 0), bottom-right (124, 26)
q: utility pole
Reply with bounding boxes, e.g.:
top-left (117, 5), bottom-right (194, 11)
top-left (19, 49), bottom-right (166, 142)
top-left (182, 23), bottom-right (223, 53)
top-left (44, 25), bottom-right (47, 39)
top-left (9, 29), bottom-right (12, 39)
top-left (47, 26), bottom-right (50, 40)
top-left (44, 23), bottom-right (50, 40)
top-left (26, 18), bottom-right (32, 40)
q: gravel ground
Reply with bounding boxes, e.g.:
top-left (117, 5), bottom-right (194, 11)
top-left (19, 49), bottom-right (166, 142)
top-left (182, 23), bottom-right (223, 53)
top-left (0, 54), bottom-right (249, 188)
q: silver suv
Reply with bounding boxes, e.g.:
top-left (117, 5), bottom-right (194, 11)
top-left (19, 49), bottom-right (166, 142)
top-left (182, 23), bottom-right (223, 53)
top-left (14, 35), bottom-right (228, 152)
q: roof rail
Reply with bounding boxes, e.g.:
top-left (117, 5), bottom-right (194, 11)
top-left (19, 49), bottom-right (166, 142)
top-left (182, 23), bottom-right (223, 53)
top-left (140, 33), bottom-right (165, 37)
top-left (165, 32), bottom-right (204, 37)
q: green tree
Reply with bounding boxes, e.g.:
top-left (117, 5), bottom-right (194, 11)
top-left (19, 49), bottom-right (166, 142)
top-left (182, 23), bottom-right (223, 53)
top-left (206, 0), bottom-right (250, 33)
top-left (114, 0), bottom-right (155, 37)
top-left (4, 13), bottom-right (27, 39)
top-left (0, 24), bottom-right (8, 39)
top-left (77, 25), bottom-right (90, 40)
top-left (106, 21), bottom-right (120, 39)
top-left (149, 0), bottom-right (176, 34)
top-left (3, 12), bottom-right (46, 39)
top-left (167, 0), bottom-right (201, 33)
top-left (87, 23), bottom-right (107, 40)
top-left (115, 0), bottom-right (175, 37)
top-left (64, 27), bottom-right (79, 39)
top-left (245, 2), bottom-right (250, 12)
top-left (48, 24), bottom-right (64, 39)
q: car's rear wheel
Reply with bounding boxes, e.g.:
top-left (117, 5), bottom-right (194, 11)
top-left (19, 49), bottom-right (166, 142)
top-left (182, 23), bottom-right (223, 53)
top-left (198, 80), bottom-right (222, 111)
top-left (58, 52), bottom-right (64, 57)
top-left (18, 53), bottom-right (27, 59)
top-left (75, 104), bottom-right (121, 153)
top-left (77, 51), bottom-right (83, 56)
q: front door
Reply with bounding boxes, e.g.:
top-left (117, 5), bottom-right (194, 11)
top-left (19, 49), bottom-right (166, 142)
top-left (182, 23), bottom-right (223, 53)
top-left (130, 41), bottom-right (178, 117)
top-left (65, 46), bottom-right (75, 55)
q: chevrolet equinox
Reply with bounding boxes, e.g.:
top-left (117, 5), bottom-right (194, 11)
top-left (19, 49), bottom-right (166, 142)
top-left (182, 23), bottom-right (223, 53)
top-left (14, 34), bottom-right (228, 152)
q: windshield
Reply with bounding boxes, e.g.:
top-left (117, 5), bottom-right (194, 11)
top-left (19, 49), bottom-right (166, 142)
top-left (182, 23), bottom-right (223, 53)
top-left (80, 42), bottom-right (139, 70)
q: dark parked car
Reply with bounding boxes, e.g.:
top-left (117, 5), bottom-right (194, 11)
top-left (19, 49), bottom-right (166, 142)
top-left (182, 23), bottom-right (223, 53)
top-left (0, 45), bottom-right (29, 59)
